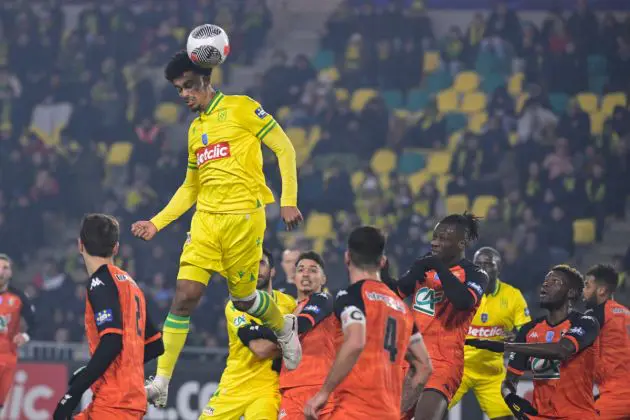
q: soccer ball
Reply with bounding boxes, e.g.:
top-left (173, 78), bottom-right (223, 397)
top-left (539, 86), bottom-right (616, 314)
top-left (187, 24), bottom-right (230, 68)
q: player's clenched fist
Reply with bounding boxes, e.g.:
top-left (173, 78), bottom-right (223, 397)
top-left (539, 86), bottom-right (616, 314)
top-left (304, 390), bottom-right (329, 420)
top-left (131, 221), bottom-right (158, 241)
top-left (280, 206), bottom-right (303, 231)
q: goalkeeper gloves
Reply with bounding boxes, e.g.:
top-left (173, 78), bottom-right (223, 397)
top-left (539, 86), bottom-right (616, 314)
top-left (465, 339), bottom-right (505, 353)
top-left (504, 392), bottom-right (538, 420)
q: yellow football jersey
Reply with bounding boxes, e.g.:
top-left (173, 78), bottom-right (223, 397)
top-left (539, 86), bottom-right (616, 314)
top-left (151, 92), bottom-right (297, 230)
top-left (218, 290), bottom-right (296, 394)
top-left (464, 279), bottom-right (531, 376)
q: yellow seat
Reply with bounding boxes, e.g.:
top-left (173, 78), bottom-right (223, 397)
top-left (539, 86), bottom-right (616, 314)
top-left (472, 195), bottom-right (498, 218)
top-left (448, 131), bottom-right (463, 151)
top-left (590, 112), bottom-right (605, 135)
top-left (508, 72), bottom-right (524, 96)
top-left (423, 51), bottom-right (441, 73)
top-left (394, 109), bottom-right (411, 121)
top-left (350, 88), bottom-right (378, 112)
top-left (379, 174), bottom-right (391, 190)
top-left (436, 174), bottom-right (450, 195)
top-left (437, 89), bottom-right (459, 113)
top-left (308, 125), bottom-right (322, 145)
top-left (576, 92), bottom-right (599, 114)
top-left (453, 71), bottom-right (480, 93)
top-left (304, 212), bottom-right (334, 239)
top-left (426, 151), bottom-right (452, 174)
top-left (370, 148), bottom-right (397, 176)
top-left (319, 67), bottom-right (340, 83)
top-left (573, 218), bottom-right (596, 245)
top-left (351, 171), bottom-right (366, 191)
top-left (461, 92), bottom-right (487, 114)
top-left (516, 93), bottom-right (529, 114)
top-left (154, 102), bottom-right (179, 125)
top-left (212, 66), bottom-right (223, 86)
top-left (601, 92), bottom-right (627, 116)
top-left (408, 170), bottom-right (431, 195)
top-left (276, 106), bottom-right (291, 122)
top-left (335, 88), bottom-right (349, 102)
top-left (312, 237), bottom-right (326, 254)
top-left (468, 112), bottom-right (488, 133)
top-left (446, 194), bottom-right (469, 214)
top-left (286, 127), bottom-right (307, 148)
top-left (106, 142), bottom-right (133, 166)
top-left (509, 131), bottom-right (518, 146)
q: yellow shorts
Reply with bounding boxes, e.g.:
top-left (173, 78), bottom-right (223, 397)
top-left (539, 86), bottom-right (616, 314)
top-left (178, 208), bottom-right (265, 299)
top-left (199, 388), bottom-right (280, 420)
top-left (449, 369), bottom-right (512, 419)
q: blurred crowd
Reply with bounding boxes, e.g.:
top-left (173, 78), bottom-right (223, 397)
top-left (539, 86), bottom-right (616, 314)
top-left (1, 0), bottom-right (629, 346)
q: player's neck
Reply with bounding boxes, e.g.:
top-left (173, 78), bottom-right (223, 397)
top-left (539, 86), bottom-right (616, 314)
top-left (547, 301), bottom-right (571, 325)
top-left (348, 268), bottom-right (381, 284)
top-left (200, 88), bottom-right (217, 113)
top-left (298, 288), bottom-right (322, 301)
top-left (83, 256), bottom-right (114, 277)
top-left (0, 283), bottom-right (8, 293)
top-left (484, 278), bottom-right (498, 295)
top-left (443, 253), bottom-right (463, 267)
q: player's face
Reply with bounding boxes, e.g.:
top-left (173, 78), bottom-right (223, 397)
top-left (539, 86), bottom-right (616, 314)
top-left (473, 252), bottom-right (498, 281)
top-left (540, 270), bottom-right (569, 309)
top-left (172, 71), bottom-right (211, 112)
top-left (257, 255), bottom-right (273, 290)
top-left (0, 260), bottom-right (11, 287)
top-left (281, 250), bottom-right (300, 282)
top-left (431, 223), bottom-right (460, 262)
top-left (295, 259), bottom-right (325, 295)
top-left (582, 275), bottom-right (600, 308)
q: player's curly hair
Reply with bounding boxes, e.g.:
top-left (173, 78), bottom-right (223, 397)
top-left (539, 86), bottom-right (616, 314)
top-left (586, 264), bottom-right (619, 293)
top-left (551, 264), bottom-right (584, 302)
top-left (165, 50), bottom-right (212, 82)
top-left (440, 211), bottom-right (481, 243)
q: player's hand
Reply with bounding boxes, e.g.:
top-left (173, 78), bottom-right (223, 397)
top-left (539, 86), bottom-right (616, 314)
top-left (12, 332), bottom-right (29, 347)
top-left (304, 389), bottom-right (329, 420)
top-left (131, 220), bottom-right (158, 241)
top-left (503, 330), bottom-right (517, 342)
top-left (417, 254), bottom-right (443, 271)
top-left (504, 392), bottom-right (538, 419)
top-left (53, 392), bottom-right (80, 420)
top-left (280, 206), bottom-right (303, 231)
top-left (465, 339), bottom-right (505, 353)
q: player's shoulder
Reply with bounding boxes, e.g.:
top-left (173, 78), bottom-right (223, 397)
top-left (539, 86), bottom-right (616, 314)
top-left (606, 299), bottom-right (630, 314)
top-left (274, 290), bottom-right (297, 311)
top-left (569, 310), bottom-right (600, 327)
top-left (222, 94), bottom-right (259, 109)
top-left (498, 281), bottom-right (525, 300)
top-left (7, 286), bottom-right (29, 303)
top-left (86, 264), bottom-right (117, 290)
top-left (521, 316), bottom-right (546, 332)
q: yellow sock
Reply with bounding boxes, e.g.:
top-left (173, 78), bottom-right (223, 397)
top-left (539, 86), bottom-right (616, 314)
top-left (248, 290), bottom-right (285, 333)
top-left (156, 313), bottom-right (190, 379)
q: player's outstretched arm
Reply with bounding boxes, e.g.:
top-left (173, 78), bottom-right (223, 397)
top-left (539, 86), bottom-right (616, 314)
top-left (237, 322), bottom-right (280, 360)
top-left (132, 167), bottom-right (199, 240)
top-left (261, 121), bottom-right (303, 231)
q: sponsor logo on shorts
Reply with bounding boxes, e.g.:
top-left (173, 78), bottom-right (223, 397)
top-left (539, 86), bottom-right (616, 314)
top-left (467, 325), bottom-right (504, 338)
top-left (196, 142), bottom-right (231, 167)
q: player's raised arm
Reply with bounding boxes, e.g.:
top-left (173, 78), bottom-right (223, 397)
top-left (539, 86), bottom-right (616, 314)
top-left (243, 98), bottom-right (302, 230)
top-left (305, 286), bottom-right (366, 420)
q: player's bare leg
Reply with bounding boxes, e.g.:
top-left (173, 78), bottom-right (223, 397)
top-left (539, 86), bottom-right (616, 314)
top-left (232, 296), bottom-right (301, 370)
top-left (146, 279), bottom-right (205, 407)
top-left (414, 390), bottom-right (449, 420)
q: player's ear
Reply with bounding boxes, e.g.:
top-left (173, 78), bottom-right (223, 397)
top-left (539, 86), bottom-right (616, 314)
top-left (77, 238), bottom-right (83, 254)
top-left (270, 267), bottom-right (276, 279)
top-left (112, 242), bottom-right (120, 257)
top-left (379, 255), bottom-right (387, 270)
top-left (344, 250), bottom-right (350, 267)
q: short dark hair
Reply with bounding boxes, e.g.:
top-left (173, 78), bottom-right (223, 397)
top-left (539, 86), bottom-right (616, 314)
top-left (262, 248), bottom-right (274, 268)
top-left (551, 264), bottom-right (584, 301)
top-left (347, 226), bottom-right (385, 270)
top-left (296, 251), bottom-right (325, 270)
top-left (164, 50), bottom-right (212, 82)
top-left (440, 211), bottom-right (481, 243)
top-left (80, 214), bottom-right (119, 258)
top-left (0, 254), bottom-right (11, 266)
top-left (586, 264), bottom-right (618, 293)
